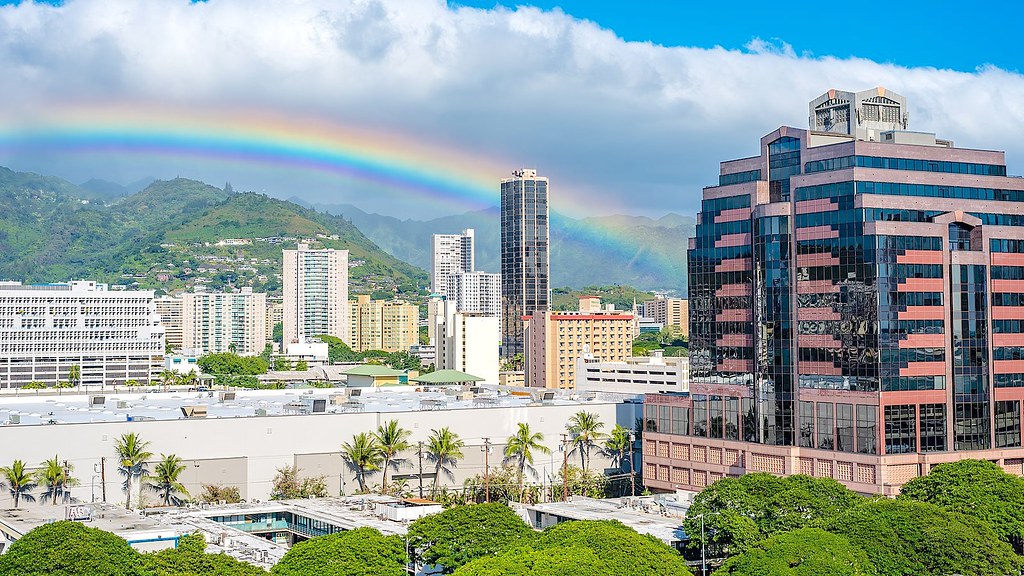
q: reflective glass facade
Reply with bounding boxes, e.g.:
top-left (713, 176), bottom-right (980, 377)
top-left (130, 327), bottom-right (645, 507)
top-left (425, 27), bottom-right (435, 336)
top-left (501, 170), bottom-right (549, 357)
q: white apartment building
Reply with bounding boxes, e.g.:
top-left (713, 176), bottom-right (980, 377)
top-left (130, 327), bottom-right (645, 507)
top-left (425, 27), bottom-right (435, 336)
top-left (154, 296), bottom-right (183, 352)
top-left (576, 350), bottom-right (689, 395)
top-left (182, 288), bottom-right (267, 355)
top-left (282, 244), bottom-right (350, 349)
top-left (0, 281), bottom-right (164, 388)
top-left (431, 299), bottom-right (500, 384)
top-left (446, 271), bottom-right (501, 317)
top-left (431, 229), bottom-right (474, 297)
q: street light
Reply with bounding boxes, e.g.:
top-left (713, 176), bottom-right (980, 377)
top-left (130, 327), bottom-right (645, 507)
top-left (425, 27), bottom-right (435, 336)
top-left (690, 511), bottom-right (721, 576)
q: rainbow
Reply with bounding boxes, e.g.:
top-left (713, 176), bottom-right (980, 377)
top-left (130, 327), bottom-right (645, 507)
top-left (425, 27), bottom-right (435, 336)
top-left (0, 102), bottom-right (684, 285)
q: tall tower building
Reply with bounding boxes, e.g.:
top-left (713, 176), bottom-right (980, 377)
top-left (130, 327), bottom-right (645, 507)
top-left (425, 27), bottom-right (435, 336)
top-left (182, 288), bottom-right (267, 355)
top-left (501, 169), bottom-right (550, 357)
top-left (282, 243), bottom-right (350, 349)
top-left (644, 87), bottom-right (1024, 495)
top-left (154, 295), bottom-right (183, 352)
top-left (432, 229), bottom-right (475, 297)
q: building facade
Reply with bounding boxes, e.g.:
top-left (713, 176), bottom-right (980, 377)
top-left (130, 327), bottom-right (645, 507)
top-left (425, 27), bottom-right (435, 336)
top-left (644, 87), bottom-right (1024, 495)
top-left (526, 297), bottom-right (636, 389)
top-left (641, 297), bottom-right (690, 337)
top-left (349, 295), bottom-right (418, 353)
top-left (577, 350), bottom-right (689, 395)
top-left (182, 288), bottom-right (267, 355)
top-left (266, 300), bottom-right (283, 350)
top-left (501, 169), bottom-right (550, 357)
top-left (0, 281), bottom-right (164, 388)
top-left (447, 271), bottom-right (501, 317)
top-left (154, 295), bottom-right (183, 352)
top-left (438, 310), bottom-right (500, 384)
top-left (282, 244), bottom-right (350, 349)
top-left (431, 229), bottom-right (475, 297)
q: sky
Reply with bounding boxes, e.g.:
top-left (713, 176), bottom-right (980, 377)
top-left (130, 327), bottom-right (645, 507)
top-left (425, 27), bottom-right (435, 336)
top-left (0, 0), bottom-right (1022, 219)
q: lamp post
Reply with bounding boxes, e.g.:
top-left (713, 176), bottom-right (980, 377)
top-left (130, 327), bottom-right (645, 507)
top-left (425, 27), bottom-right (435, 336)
top-left (691, 511), bottom-right (720, 576)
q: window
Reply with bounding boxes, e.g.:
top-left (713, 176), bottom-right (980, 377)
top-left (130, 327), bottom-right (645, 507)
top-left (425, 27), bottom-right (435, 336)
top-left (836, 404), bottom-right (854, 453)
top-left (817, 403), bottom-right (834, 450)
top-left (884, 405), bottom-right (916, 454)
top-left (996, 401), bottom-right (1021, 448)
top-left (920, 404), bottom-right (946, 452)
top-left (856, 405), bottom-right (877, 454)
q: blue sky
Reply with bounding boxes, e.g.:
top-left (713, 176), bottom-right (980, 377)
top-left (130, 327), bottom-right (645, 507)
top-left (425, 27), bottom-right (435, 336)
top-left (455, 1), bottom-right (1022, 73)
top-left (0, 0), bottom-right (1023, 218)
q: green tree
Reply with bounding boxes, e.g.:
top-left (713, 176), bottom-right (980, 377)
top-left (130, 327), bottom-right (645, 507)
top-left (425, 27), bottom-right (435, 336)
top-left (272, 322), bottom-right (283, 345)
top-left (503, 423), bottom-right (551, 498)
top-left (499, 353), bottom-right (524, 372)
top-left (317, 334), bottom-right (360, 363)
top-left (406, 503), bottom-right (535, 573)
top-left (294, 359), bottom-right (308, 371)
top-left (142, 532), bottom-right (267, 575)
top-left (567, 411), bottom-right (605, 471)
top-left (714, 528), bottom-right (875, 576)
top-left (197, 352), bottom-right (268, 375)
top-left (340, 432), bottom-right (383, 493)
top-left (374, 420), bottom-right (411, 492)
top-left (144, 454), bottom-right (189, 506)
top-left (684, 473), bottom-right (861, 557)
top-left (385, 351), bottom-right (421, 371)
top-left (271, 527), bottom-right (405, 576)
top-left (178, 370), bottom-right (198, 389)
top-left (37, 456), bottom-right (77, 505)
top-left (114, 432), bottom-right (153, 509)
top-left (199, 483), bottom-right (242, 504)
top-left (828, 498), bottom-right (1022, 576)
top-left (21, 381), bottom-right (47, 389)
top-left (0, 459), bottom-right (37, 508)
top-left (898, 459), bottom-right (1024, 550)
top-left (555, 465), bottom-right (609, 500)
top-left (0, 521), bottom-right (143, 576)
top-left (602, 424), bottom-right (631, 469)
top-left (426, 427), bottom-right (465, 498)
top-left (270, 465), bottom-right (301, 500)
top-left (67, 364), bottom-right (81, 386)
top-left (158, 369), bottom-right (177, 389)
top-left (453, 546), bottom-right (608, 576)
top-left (273, 357), bottom-right (293, 371)
top-left (124, 379), bottom-right (140, 388)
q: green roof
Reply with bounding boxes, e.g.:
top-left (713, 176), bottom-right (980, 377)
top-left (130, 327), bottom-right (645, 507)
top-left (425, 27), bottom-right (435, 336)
top-left (411, 369), bottom-right (484, 384)
top-left (343, 365), bottom-right (405, 377)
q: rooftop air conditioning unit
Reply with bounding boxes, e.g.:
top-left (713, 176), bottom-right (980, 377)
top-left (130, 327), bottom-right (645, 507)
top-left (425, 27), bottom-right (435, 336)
top-left (8, 414), bottom-right (20, 425)
top-left (89, 395), bottom-right (106, 406)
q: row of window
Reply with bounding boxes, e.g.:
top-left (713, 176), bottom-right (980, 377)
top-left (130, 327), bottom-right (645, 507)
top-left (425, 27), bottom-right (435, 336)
top-left (718, 170), bottom-right (761, 186)
top-left (804, 155), bottom-right (1007, 177)
top-left (992, 239), bottom-right (1024, 253)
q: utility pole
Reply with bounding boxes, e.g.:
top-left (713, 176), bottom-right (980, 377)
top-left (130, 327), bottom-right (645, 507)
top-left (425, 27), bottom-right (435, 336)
top-left (62, 460), bottom-right (70, 504)
top-left (628, 431), bottom-right (636, 497)
top-left (417, 441), bottom-right (424, 499)
top-left (561, 433), bottom-right (569, 501)
top-left (482, 438), bottom-right (491, 503)
top-left (100, 457), bottom-right (107, 503)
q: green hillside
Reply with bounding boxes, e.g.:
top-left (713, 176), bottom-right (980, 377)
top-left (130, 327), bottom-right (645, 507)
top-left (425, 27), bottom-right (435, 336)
top-left (0, 168), bottom-right (427, 296)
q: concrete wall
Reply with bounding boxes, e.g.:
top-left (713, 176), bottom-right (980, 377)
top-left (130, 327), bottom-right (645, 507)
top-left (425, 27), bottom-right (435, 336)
top-left (0, 401), bottom-right (629, 508)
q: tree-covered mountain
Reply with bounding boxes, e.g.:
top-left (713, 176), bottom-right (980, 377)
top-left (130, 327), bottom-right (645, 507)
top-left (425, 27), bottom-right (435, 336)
top-left (0, 167), bottom-right (426, 295)
top-left (304, 201), bottom-right (694, 294)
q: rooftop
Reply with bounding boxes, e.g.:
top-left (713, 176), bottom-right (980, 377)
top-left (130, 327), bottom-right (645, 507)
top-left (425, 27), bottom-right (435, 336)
top-left (517, 495), bottom-right (694, 545)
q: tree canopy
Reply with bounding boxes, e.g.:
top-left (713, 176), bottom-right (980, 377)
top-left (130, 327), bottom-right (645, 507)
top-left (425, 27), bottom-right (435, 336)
top-left (0, 521), bottom-right (143, 576)
top-left (270, 527), bottom-right (404, 576)
top-left (713, 528), bottom-right (875, 576)
top-left (828, 498), bottom-right (1022, 576)
top-left (143, 532), bottom-right (266, 575)
top-left (406, 503), bottom-right (535, 573)
top-left (683, 473), bottom-right (862, 556)
top-left (197, 352), bottom-right (268, 375)
top-left (899, 459), bottom-right (1024, 550)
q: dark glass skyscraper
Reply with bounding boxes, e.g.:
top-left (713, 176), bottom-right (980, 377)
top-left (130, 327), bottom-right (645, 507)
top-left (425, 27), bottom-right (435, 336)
top-left (644, 87), bottom-right (1024, 495)
top-left (501, 169), bottom-right (549, 357)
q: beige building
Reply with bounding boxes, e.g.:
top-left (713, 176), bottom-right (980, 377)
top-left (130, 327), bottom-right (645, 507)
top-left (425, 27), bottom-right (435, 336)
top-left (155, 295), bottom-right (183, 352)
top-left (577, 350), bottom-right (689, 395)
top-left (525, 297), bottom-right (636, 389)
top-left (350, 295), bottom-right (418, 353)
top-left (434, 304), bottom-right (500, 384)
top-left (282, 244), bottom-right (350, 349)
top-left (265, 301), bottom-right (283, 350)
top-left (641, 297), bottom-right (689, 337)
top-left (182, 288), bottom-right (267, 355)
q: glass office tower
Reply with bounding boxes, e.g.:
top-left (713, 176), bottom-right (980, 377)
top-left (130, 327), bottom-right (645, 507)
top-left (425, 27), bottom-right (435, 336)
top-left (501, 169), bottom-right (550, 358)
top-left (645, 87), bottom-right (1024, 494)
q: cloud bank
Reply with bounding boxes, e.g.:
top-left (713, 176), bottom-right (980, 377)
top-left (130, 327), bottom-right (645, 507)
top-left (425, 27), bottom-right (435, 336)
top-left (1, 0), bottom-right (1022, 217)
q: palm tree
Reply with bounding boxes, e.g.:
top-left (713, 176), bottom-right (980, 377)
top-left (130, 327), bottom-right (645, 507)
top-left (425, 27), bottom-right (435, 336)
top-left (567, 411), bottom-right (606, 472)
top-left (178, 371), bottom-right (198, 389)
top-left (114, 432), bottom-right (153, 509)
top-left (373, 420), bottom-right (411, 492)
top-left (38, 456), bottom-right (77, 505)
top-left (603, 425), bottom-right (632, 470)
top-left (425, 427), bottom-right (465, 498)
top-left (144, 454), bottom-right (189, 506)
top-left (67, 364), bottom-right (81, 387)
top-left (340, 432), bottom-right (383, 493)
top-left (158, 370), bottom-right (177, 391)
top-left (503, 423), bottom-right (551, 497)
top-left (0, 460), bottom-right (37, 508)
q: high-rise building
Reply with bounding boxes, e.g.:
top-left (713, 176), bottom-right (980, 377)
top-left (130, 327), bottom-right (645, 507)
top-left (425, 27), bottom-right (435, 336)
top-left (155, 295), bottom-right (183, 352)
top-left (0, 280), bottom-right (164, 388)
top-left (350, 295), bottom-right (419, 353)
top-left (641, 297), bottom-right (690, 337)
top-left (282, 243), bottom-right (350, 350)
top-left (182, 288), bottom-right (267, 355)
top-left (432, 229), bottom-right (475, 297)
top-left (501, 169), bottom-right (550, 357)
top-left (644, 87), bottom-right (1024, 495)
top-left (447, 271), bottom-right (501, 317)
top-left (433, 301), bottom-right (500, 385)
top-left (525, 297), bottom-right (635, 389)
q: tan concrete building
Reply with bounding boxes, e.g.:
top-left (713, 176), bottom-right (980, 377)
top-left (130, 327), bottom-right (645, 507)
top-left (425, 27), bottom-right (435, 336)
top-left (182, 288), bottom-right (267, 355)
top-left (350, 295), bottom-right (418, 353)
top-left (641, 297), bottom-right (689, 337)
top-left (282, 243), bottom-right (350, 350)
top-left (265, 301), bottom-right (283, 351)
top-left (525, 297), bottom-right (636, 389)
top-left (155, 295), bottom-right (183, 352)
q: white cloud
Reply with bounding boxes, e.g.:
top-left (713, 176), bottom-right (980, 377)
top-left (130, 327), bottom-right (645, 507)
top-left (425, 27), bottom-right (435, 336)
top-left (1, 0), bottom-right (1022, 217)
